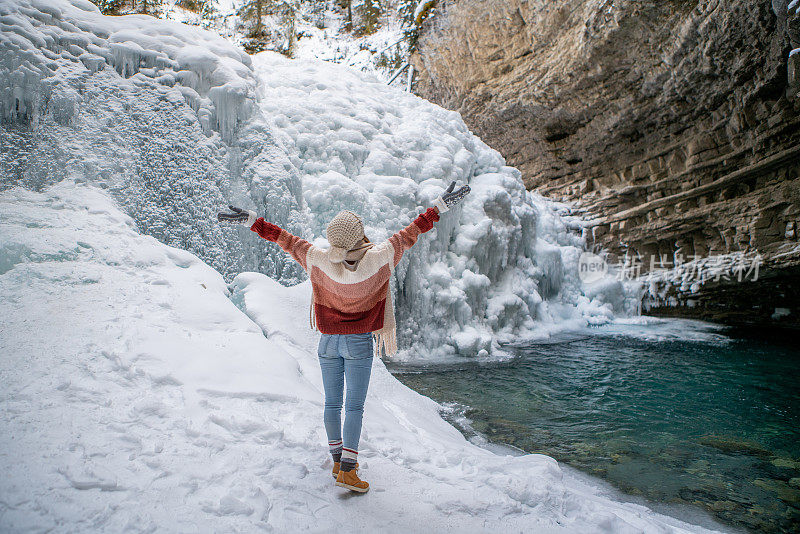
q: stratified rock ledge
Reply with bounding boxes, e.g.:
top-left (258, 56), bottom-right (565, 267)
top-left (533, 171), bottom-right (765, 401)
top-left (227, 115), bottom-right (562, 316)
top-left (412, 0), bottom-right (800, 325)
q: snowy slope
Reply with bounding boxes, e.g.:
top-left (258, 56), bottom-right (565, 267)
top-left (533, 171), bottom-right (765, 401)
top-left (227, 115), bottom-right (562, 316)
top-left (0, 181), bottom-right (725, 533)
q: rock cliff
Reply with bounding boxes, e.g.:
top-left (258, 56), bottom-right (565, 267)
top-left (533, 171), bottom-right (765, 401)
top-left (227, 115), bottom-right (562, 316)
top-left (412, 0), bottom-right (800, 330)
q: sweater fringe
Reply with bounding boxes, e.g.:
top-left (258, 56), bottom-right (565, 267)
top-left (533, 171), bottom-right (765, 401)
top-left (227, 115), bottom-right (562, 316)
top-left (374, 284), bottom-right (397, 357)
top-left (374, 329), bottom-right (397, 358)
top-left (309, 286), bottom-right (316, 331)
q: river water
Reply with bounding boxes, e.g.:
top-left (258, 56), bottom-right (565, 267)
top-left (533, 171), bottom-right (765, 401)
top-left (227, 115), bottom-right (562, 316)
top-left (391, 319), bottom-right (800, 533)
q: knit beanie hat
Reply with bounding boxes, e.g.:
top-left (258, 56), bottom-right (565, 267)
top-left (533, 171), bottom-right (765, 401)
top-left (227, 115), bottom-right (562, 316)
top-left (326, 210), bottom-right (365, 263)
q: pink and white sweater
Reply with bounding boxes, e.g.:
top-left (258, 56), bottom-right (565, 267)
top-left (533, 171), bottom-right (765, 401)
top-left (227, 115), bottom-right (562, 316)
top-left (250, 208), bottom-right (440, 355)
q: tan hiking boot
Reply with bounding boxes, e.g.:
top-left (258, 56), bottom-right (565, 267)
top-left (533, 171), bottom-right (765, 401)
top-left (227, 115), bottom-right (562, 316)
top-left (331, 462), bottom-right (358, 479)
top-left (335, 467), bottom-right (369, 493)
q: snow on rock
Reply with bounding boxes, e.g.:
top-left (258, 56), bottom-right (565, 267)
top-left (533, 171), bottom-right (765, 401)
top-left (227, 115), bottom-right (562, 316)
top-left (414, 0), bottom-right (438, 24)
top-left (0, 0), bottom-right (254, 140)
top-left (0, 181), bottom-right (723, 533)
top-left (788, 0), bottom-right (800, 96)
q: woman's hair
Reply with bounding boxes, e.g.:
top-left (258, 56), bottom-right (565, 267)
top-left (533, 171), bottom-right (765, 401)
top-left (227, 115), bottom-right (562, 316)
top-left (348, 236), bottom-right (372, 252)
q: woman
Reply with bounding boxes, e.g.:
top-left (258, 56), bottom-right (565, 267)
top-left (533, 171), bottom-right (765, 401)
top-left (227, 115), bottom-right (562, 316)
top-left (217, 181), bottom-right (470, 493)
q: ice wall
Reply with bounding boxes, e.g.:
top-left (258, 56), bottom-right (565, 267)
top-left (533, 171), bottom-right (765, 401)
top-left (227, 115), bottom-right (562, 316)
top-left (1, 0), bottom-right (636, 361)
top-left (247, 53), bottom-right (636, 360)
top-left (0, 0), bottom-right (306, 283)
top-left (0, 0), bottom-right (253, 140)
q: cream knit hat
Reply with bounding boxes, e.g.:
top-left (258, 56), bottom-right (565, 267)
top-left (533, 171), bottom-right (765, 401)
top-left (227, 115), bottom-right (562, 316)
top-left (326, 210), bottom-right (365, 263)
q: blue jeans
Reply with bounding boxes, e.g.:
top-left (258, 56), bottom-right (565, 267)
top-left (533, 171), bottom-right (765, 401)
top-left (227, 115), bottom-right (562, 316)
top-left (318, 333), bottom-right (374, 454)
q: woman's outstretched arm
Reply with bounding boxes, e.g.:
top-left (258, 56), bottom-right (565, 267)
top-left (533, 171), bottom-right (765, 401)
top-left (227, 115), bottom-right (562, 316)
top-left (387, 181), bottom-right (471, 267)
top-left (387, 207), bottom-right (440, 267)
top-left (250, 218), bottom-right (313, 271)
top-left (218, 206), bottom-right (312, 270)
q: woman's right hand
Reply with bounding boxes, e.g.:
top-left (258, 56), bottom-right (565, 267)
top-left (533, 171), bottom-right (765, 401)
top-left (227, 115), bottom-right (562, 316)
top-left (217, 205), bottom-right (257, 226)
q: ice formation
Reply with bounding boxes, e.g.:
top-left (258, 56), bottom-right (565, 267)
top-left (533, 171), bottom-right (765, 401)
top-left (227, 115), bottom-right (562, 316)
top-left (0, 0), bottom-right (254, 139)
top-left (0, 0), bottom-right (638, 361)
top-left (0, 181), bottom-right (726, 533)
top-left (253, 53), bottom-right (643, 360)
top-left (0, 0), bottom-right (307, 286)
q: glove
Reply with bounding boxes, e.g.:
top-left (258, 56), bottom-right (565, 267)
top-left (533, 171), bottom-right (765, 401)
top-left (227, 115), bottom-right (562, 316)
top-left (217, 205), bottom-right (257, 226)
top-left (434, 181), bottom-right (471, 213)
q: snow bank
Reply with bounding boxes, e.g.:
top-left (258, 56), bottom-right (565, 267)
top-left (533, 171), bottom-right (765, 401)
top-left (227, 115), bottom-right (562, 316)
top-left (580, 316), bottom-right (731, 344)
top-left (0, 181), bottom-right (724, 533)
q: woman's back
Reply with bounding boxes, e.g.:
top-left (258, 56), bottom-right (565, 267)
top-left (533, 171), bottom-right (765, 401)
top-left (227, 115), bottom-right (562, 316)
top-left (307, 242), bottom-right (394, 336)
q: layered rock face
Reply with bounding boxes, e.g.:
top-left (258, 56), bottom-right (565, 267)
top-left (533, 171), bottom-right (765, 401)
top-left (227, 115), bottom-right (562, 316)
top-left (412, 0), bottom-right (800, 329)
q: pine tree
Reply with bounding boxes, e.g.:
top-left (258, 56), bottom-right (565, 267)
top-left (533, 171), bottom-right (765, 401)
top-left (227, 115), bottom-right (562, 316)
top-left (89, 0), bottom-right (163, 16)
top-left (309, 0), bottom-right (326, 29)
top-left (136, 0), bottom-right (165, 16)
top-left (199, 0), bottom-right (218, 28)
top-left (239, 0), bottom-right (298, 56)
top-left (275, 1), bottom-right (297, 55)
top-left (354, 0), bottom-right (382, 36)
top-left (175, 0), bottom-right (205, 12)
top-left (88, 0), bottom-right (127, 15)
top-left (398, 0), bottom-right (418, 51)
top-left (335, 0), bottom-right (353, 32)
top-left (239, 0), bottom-right (269, 38)
top-left (175, 0), bottom-right (218, 29)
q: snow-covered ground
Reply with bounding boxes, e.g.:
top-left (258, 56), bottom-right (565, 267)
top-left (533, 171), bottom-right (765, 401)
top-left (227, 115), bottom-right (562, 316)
top-left (0, 181), bottom-right (728, 533)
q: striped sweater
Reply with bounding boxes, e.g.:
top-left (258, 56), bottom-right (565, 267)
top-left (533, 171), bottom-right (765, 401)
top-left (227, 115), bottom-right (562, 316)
top-left (250, 207), bottom-right (440, 355)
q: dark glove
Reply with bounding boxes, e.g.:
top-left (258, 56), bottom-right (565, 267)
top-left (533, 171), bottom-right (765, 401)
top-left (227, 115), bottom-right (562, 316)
top-left (217, 205), bottom-right (257, 226)
top-left (434, 181), bottom-right (471, 213)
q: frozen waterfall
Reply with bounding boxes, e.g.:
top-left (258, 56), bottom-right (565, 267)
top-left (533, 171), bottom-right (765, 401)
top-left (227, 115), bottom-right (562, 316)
top-left (0, 0), bottom-right (639, 360)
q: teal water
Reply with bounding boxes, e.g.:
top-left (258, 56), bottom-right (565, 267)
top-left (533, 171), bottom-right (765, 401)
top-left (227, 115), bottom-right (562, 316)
top-left (392, 324), bottom-right (800, 533)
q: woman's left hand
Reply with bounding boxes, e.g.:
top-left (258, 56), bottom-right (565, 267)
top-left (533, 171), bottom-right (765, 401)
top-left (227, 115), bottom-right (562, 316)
top-left (435, 181), bottom-right (471, 213)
